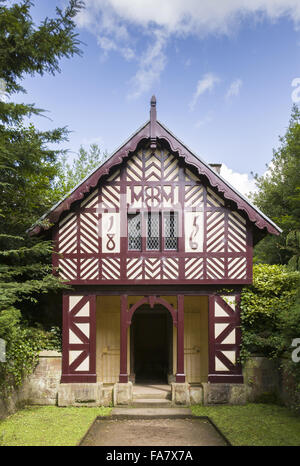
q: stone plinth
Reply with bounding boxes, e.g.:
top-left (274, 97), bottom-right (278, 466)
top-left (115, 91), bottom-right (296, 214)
top-left (171, 383), bottom-right (190, 405)
top-left (202, 382), bottom-right (246, 405)
top-left (189, 386), bottom-right (203, 405)
top-left (58, 382), bottom-right (103, 407)
top-left (113, 382), bottom-right (133, 405)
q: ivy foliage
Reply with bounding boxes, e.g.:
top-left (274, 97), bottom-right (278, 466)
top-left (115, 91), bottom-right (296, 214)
top-left (0, 234), bottom-right (68, 396)
top-left (0, 325), bottom-right (61, 396)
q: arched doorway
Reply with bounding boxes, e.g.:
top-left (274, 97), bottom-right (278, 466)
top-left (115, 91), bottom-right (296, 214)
top-left (130, 304), bottom-right (173, 383)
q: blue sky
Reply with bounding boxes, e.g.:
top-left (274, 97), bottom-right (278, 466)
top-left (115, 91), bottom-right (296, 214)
top-left (10, 0), bottom-right (300, 195)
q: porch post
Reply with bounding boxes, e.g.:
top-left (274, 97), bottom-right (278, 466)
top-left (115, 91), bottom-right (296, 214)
top-left (176, 294), bottom-right (186, 382)
top-left (119, 294), bottom-right (128, 383)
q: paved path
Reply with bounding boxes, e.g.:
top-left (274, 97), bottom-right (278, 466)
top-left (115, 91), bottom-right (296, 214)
top-left (80, 409), bottom-right (227, 446)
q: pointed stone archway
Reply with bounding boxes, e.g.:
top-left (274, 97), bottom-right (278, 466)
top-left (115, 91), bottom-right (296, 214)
top-left (119, 295), bottom-right (185, 384)
top-left (131, 303), bottom-right (173, 384)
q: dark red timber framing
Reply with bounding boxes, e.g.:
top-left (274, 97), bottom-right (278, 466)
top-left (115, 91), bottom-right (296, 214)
top-left (28, 97), bottom-right (281, 386)
top-left (61, 294), bottom-right (96, 383)
top-left (29, 97), bottom-right (280, 240)
top-left (31, 96), bottom-right (280, 287)
top-left (48, 141), bottom-right (257, 286)
top-left (208, 294), bottom-right (243, 383)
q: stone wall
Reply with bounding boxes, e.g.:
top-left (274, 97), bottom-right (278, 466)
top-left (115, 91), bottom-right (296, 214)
top-left (25, 350), bottom-right (62, 405)
top-left (0, 350), bottom-right (62, 419)
top-left (0, 385), bottom-right (28, 420)
top-left (243, 356), bottom-right (300, 408)
top-left (243, 356), bottom-right (280, 403)
top-left (0, 354), bottom-right (297, 417)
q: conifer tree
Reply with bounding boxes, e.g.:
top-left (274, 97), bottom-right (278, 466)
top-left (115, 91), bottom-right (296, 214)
top-left (252, 105), bottom-right (300, 267)
top-left (0, 0), bottom-right (84, 391)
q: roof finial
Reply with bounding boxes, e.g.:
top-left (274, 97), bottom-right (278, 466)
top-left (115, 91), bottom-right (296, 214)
top-left (150, 95), bottom-right (157, 149)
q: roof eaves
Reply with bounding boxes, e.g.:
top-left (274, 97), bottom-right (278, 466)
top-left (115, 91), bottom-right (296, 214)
top-left (27, 119), bottom-right (150, 233)
top-left (156, 120), bottom-right (282, 234)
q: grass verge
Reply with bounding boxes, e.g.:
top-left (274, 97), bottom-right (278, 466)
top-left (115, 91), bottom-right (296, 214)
top-left (1, 403), bottom-right (299, 446)
top-left (0, 405), bottom-right (111, 446)
top-left (191, 403), bottom-right (300, 446)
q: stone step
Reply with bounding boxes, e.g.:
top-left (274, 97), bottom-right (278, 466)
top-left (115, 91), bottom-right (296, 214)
top-left (111, 407), bottom-right (193, 418)
top-left (131, 398), bottom-right (173, 408)
top-left (133, 392), bottom-right (171, 400)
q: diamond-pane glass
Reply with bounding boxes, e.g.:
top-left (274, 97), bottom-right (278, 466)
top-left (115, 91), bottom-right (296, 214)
top-left (146, 213), bottom-right (160, 250)
top-left (128, 214), bottom-right (141, 250)
top-left (164, 212), bottom-right (178, 250)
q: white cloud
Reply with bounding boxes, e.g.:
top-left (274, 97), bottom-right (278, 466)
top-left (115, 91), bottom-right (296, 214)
top-left (97, 36), bottom-right (135, 60)
top-left (220, 163), bottom-right (257, 196)
top-left (291, 77), bottom-right (300, 103)
top-left (225, 78), bottom-right (243, 100)
top-left (127, 30), bottom-right (167, 99)
top-left (190, 73), bottom-right (220, 110)
top-left (195, 113), bottom-right (213, 127)
top-left (76, 0), bottom-right (300, 97)
top-left (78, 1), bottom-right (300, 35)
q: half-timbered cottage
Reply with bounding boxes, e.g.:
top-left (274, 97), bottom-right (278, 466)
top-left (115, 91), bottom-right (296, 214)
top-left (30, 97), bottom-right (281, 406)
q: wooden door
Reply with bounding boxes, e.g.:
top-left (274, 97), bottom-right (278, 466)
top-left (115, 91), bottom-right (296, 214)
top-left (96, 297), bottom-right (120, 383)
top-left (184, 309), bottom-right (201, 383)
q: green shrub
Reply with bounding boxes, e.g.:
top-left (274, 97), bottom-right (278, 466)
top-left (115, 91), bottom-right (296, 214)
top-left (240, 263), bottom-right (300, 360)
top-left (240, 263), bottom-right (300, 410)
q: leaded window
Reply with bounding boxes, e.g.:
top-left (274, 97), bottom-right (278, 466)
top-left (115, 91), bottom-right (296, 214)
top-left (164, 212), bottom-right (178, 250)
top-left (146, 212), bottom-right (160, 250)
top-left (127, 211), bottom-right (178, 251)
top-left (128, 213), bottom-right (141, 250)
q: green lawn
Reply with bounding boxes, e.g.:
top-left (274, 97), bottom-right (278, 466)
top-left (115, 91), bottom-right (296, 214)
top-left (191, 403), bottom-right (300, 446)
top-left (1, 403), bottom-right (300, 446)
top-left (0, 405), bottom-right (111, 446)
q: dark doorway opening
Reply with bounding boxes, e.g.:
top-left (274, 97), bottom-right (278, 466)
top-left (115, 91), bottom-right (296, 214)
top-left (131, 305), bottom-right (173, 384)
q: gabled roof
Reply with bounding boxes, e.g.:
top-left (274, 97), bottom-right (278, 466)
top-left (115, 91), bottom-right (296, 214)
top-left (29, 96), bottom-right (281, 238)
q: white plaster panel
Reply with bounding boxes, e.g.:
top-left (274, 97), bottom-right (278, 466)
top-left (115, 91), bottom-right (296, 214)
top-left (69, 350), bottom-right (82, 365)
top-left (215, 301), bottom-right (228, 317)
top-left (75, 323), bottom-right (90, 339)
top-left (76, 301), bottom-right (90, 317)
top-left (102, 212), bottom-right (120, 253)
top-left (69, 329), bottom-right (82, 344)
top-left (215, 356), bottom-right (229, 371)
top-left (221, 329), bottom-right (236, 345)
top-left (185, 211), bottom-right (204, 252)
top-left (222, 350), bottom-right (236, 364)
top-left (75, 355), bottom-right (89, 371)
top-left (214, 323), bottom-right (228, 339)
top-left (69, 295), bottom-right (83, 312)
top-left (221, 295), bottom-right (236, 311)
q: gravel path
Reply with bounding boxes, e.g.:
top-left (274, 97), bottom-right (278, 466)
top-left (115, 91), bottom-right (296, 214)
top-left (80, 417), bottom-right (227, 446)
